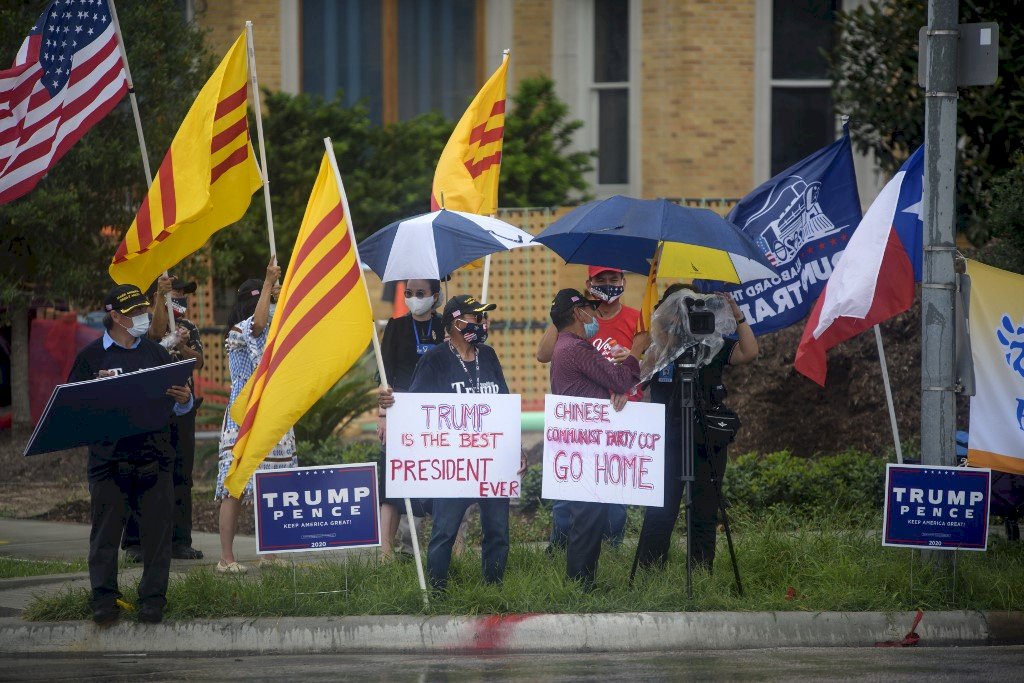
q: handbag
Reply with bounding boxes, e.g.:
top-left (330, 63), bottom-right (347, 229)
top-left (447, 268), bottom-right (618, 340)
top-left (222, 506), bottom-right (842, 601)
top-left (699, 403), bottom-right (741, 447)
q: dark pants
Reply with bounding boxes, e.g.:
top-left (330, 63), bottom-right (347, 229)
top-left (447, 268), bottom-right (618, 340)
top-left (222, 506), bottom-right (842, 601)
top-left (123, 410), bottom-right (195, 549)
top-left (636, 434), bottom-right (728, 572)
top-left (427, 497), bottom-right (509, 591)
top-left (549, 500), bottom-right (627, 548)
top-left (89, 460), bottom-right (173, 611)
top-left (565, 501), bottom-right (610, 589)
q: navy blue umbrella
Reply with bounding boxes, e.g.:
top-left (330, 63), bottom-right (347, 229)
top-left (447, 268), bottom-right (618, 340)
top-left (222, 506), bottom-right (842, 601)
top-left (534, 196), bottom-right (776, 281)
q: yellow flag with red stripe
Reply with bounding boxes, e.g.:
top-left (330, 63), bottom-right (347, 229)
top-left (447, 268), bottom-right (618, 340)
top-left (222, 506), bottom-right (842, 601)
top-left (430, 53), bottom-right (509, 214)
top-left (108, 32), bottom-right (262, 287)
top-left (224, 153), bottom-right (372, 497)
top-left (637, 242), bottom-right (663, 334)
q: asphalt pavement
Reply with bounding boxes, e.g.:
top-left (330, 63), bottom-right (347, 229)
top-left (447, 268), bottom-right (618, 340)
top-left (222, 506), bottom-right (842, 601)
top-left (1, 647), bottom-right (1022, 682)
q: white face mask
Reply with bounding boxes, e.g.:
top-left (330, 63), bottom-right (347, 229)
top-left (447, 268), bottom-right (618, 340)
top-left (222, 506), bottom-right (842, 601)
top-left (125, 312), bottom-right (151, 338)
top-left (405, 295), bottom-right (435, 316)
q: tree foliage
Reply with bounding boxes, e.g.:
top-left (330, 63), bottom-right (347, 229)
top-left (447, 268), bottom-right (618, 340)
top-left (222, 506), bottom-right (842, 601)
top-left (212, 76), bottom-right (593, 283)
top-left (0, 1), bottom-right (212, 317)
top-left (829, 0), bottom-right (1024, 243)
top-left (499, 76), bottom-right (594, 207)
top-left (976, 151), bottom-right (1024, 274)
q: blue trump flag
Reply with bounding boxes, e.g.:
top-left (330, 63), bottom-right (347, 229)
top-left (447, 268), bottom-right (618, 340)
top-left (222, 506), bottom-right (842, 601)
top-left (710, 130), bottom-right (862, 336)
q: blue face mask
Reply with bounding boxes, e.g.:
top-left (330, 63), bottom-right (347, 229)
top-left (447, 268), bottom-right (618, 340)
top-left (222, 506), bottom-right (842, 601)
top-left (582, 315), bottom-right (600, 339)
top-left (459, 321), bottom-right (488, 345)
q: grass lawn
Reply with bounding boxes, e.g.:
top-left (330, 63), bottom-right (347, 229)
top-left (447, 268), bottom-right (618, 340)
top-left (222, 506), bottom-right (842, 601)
top-left (0, 556), bottom-right (87, 579)
top-left (22, 509), bottom-right (1024, 621)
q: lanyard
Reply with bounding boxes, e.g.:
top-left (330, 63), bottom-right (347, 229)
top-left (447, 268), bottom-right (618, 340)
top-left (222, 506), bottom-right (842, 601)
top-left (412, 317), bottom-right (433, 346)
top-left (448, 341), bottom-right (480, 391)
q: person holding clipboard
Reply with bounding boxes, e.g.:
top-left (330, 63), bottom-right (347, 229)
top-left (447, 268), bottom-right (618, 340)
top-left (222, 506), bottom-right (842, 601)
top-left (66, 284), bottom-right (193, 626)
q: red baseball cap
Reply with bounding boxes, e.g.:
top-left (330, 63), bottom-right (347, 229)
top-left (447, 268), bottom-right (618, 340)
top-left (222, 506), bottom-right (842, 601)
top-left (587, 265), bottom-right (624, 278)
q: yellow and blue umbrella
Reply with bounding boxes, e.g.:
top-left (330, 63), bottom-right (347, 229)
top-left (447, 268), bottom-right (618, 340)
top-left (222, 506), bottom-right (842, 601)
top-left (534, 196), bottom-right (777, 283)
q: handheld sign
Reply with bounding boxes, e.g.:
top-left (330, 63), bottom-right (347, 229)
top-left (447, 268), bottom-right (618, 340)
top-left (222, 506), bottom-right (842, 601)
top-left (254, 464), bottom-right (380, 554)
top-left (25, 359), bottom-right (196, 457)
top-left (386, 393), bottom-right (522, 499)
top-left (542, 394), bottom-right (665, 507)
top-left (882, 464), bottom-right (991, 551)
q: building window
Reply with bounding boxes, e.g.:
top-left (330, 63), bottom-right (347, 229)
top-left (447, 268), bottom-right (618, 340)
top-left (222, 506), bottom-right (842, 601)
top-left (767, 0), bottom-right (838, 175)
top-left (592, 0), bottom-right (630, 185)
top-left (301, 0), bottom-right (479, 125)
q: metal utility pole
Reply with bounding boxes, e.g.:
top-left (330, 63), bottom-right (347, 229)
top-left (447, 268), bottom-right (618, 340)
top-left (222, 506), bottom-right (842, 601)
top-left (921, 0), bottom-right (959, 471)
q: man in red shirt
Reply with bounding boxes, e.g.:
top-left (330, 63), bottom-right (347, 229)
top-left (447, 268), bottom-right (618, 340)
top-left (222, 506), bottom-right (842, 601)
top-left (537, 266), bottom-right (644, 549)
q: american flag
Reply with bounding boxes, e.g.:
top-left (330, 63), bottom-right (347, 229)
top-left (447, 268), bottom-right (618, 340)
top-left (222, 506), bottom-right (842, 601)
top-left (0, 0), bottom-right (128, 205)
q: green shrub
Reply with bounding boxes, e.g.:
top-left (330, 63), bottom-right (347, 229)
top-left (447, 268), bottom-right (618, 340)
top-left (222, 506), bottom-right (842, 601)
top-left (723, 449), bottom-right (888, 513)
top-left (298, 439), bottom-right (380, 468)
top-left (518, 463), bottom-right (548, 514)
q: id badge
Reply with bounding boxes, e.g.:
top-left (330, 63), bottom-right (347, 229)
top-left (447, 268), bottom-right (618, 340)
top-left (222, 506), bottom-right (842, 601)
top-left (416, 343), bottom-right (432, 356)
top-left (657, 364), bottom-right (674, 382)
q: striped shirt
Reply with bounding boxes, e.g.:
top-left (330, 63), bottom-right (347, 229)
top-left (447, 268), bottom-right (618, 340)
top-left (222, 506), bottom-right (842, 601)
top-left (550, 332), bottom-right (640, 400)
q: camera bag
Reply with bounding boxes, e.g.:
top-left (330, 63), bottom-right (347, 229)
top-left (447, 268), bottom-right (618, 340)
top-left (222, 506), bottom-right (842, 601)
top-left (700, 403), bottom-right (741, 446)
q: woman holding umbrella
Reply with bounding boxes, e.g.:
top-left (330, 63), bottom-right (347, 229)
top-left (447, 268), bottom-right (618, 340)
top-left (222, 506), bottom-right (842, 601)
top-left (376, 279), bottom-right (443, 560)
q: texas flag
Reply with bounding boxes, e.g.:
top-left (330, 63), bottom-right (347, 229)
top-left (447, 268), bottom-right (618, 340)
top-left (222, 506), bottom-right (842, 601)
top-left (794, 146), bottom-right (924, 386)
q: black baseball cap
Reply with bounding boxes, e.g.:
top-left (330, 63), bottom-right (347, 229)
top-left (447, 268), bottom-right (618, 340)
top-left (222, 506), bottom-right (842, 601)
top-left (171, 278), bottom-right (197, 294)
top-left (103, 284), bottom-right (150, 315)
top-left (236, 278), bottom-right (263, 300)
top-left (442, 294), bottom-right (496, 327)
top-left (550, 288), bottom-right (599, 322)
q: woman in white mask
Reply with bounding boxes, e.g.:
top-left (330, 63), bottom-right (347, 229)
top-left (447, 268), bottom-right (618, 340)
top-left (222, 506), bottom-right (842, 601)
top-left (376, 278), bottom-right (442, 560)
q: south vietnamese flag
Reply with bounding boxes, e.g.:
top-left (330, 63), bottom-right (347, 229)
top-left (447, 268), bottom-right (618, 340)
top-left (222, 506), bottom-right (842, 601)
top-left (794, 146), bottom-right (924, 386)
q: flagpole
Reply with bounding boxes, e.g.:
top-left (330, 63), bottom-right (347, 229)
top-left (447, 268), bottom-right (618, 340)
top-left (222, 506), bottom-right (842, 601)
top-left (479, 49), bottom-right (510, 305)
top-left (108, 0), bottom-right (175, 333)
top-left (874, 324), bottom-right (904, 464)
top-left (245, 21), bottom-right (278, 261)
top-left (324, 137), bottom-right (430, 606)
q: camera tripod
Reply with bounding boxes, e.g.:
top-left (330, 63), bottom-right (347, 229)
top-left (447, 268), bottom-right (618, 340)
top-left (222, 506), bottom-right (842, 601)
top-left (629, 346), bottom-right (743, 599)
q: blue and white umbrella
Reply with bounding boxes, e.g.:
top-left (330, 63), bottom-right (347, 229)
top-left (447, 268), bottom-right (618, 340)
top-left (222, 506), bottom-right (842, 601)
top-left (357, 209), bottom-right (538, 282)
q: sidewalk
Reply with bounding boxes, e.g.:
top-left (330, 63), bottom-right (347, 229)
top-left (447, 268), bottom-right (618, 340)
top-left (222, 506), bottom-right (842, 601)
top-left (0, 518), bottom-right (367, 615)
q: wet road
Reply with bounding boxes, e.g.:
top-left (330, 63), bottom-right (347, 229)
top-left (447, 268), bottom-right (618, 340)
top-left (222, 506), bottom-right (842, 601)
top-left (2, 646), bottom-right (1022, 682)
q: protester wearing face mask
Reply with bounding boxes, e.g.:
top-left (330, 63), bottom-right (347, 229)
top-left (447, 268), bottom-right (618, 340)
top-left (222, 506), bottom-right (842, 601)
top-left (378, 294), bottom-right (524, 591)
top-left (546, 288), bottom-right (647, 591)
top-left (537, 266), bottom-right (644, 550)
top-left (67, 284), bottom-right (193, 626)
top-left (214, 261), bottom-right (296, 574)
top-left (376, 278), bottom-right (443, 560)
top-left (121, 275), bottom-right (206, 564)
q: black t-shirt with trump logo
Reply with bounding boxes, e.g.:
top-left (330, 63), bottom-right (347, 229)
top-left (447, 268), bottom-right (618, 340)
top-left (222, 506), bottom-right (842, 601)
top-left (408, 342), bottom-right (509, 395)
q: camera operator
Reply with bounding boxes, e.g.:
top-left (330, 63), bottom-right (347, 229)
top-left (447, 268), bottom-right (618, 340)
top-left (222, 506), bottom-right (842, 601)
top-left (635, 283), bottom-right (757, 573)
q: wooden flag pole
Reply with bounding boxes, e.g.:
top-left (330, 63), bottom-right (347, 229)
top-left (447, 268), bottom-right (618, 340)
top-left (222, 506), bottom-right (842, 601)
top-left (108, 0), bottom-right (175, 333)
top-left (245, 21), bottom-right (278, 260)
top-left (874, 324), bottom-right (904, 464)
top-left (324, 137), bottom-right (430, 606)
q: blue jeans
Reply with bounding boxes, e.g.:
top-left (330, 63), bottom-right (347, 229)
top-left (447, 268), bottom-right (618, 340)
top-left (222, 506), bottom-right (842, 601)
top-left (549, 500), bottom-right (627, 548)
top-left (428, 497), bottom-right (510, 591)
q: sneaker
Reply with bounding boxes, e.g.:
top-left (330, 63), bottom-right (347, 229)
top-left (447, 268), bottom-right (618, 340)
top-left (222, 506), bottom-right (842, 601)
top-left (171, 546), bottom-right (204, 560)
top-left (138, 603), bottom-right (163, 624)
top-left (123, 546), bottom-right (142, 564)
top-left (215, 560), bottom-right (248, 574)
top-left (92, 604), bottom-right (120, 627)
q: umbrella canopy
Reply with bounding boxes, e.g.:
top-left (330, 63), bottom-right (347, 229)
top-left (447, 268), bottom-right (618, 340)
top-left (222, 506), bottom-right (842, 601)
top-left (357, 209), bottom-right (537, 282)
top-left (534, 196), bottom-right (776, 283)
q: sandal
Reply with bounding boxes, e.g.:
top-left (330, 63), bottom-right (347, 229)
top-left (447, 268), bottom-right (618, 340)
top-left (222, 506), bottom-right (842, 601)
top-left (215, 560), bottom-right (248, 574)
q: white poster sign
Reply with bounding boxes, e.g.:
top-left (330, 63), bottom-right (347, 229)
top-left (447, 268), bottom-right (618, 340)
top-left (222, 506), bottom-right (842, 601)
top-left (542, 394), bottom-right (665, 507)
top-left (386, 393), bottom-right (522, 498)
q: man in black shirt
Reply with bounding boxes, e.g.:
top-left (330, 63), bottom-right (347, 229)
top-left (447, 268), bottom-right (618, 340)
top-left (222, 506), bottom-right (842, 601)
top-left (122, 275), bottom-right (205, 562)
top-left (379, 295), bottom-right (518, 591)
top-left (68, 284), bottom-right (193, 625)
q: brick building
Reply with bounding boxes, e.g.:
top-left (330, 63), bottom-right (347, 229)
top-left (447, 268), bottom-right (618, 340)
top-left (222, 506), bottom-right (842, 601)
top-left (186, 0), bottom-right (884, 205)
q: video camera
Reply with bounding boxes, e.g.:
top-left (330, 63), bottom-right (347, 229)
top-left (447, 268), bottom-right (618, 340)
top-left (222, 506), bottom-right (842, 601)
top-left (639, 289), bottom-right (738, 382)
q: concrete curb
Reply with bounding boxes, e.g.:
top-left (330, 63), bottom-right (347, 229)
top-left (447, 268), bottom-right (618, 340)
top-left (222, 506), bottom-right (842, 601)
top-left (1, 611), bottom-right (1022, 654)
